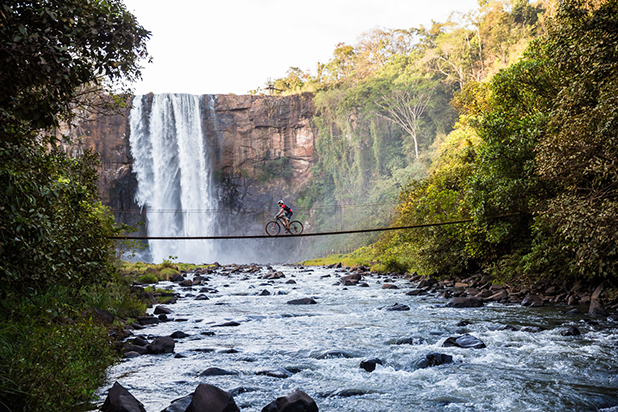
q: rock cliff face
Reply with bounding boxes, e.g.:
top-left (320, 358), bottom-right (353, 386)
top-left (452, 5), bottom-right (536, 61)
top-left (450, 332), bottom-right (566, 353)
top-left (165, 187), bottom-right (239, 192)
top-left (64, 93), bottom-right (316, 235)
top-left (207, 93), bottom-right (315, 233)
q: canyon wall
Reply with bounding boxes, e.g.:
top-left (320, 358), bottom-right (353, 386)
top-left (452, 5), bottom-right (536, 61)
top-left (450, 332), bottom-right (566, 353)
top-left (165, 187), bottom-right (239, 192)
top-left (63, 93), bottom-right (316, 236)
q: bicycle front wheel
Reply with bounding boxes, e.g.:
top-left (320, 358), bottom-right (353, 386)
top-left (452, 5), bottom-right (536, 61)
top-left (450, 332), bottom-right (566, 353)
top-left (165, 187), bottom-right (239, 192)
top-left (289, 220), bottom-right (303, 235)
top-left (265, 221), bottom-right (281, 236)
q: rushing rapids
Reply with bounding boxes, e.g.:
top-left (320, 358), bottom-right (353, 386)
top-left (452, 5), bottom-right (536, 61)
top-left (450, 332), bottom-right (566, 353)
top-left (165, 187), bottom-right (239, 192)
top-left (97, 265), bottom-right (618, 411)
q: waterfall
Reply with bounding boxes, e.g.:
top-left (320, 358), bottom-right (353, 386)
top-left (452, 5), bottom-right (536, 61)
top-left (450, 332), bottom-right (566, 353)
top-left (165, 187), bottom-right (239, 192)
top-left (129, 94), bottom-right (216, 263)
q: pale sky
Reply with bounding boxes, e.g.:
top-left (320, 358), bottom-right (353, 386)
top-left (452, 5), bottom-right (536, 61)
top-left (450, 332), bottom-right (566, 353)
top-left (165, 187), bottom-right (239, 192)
top-left (123, 0), bottom-right (480, 95)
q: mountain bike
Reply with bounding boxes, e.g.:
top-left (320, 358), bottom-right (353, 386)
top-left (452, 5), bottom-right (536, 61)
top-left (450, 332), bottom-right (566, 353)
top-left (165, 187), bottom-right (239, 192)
top-left (265, 216), bottom-right (304, 236)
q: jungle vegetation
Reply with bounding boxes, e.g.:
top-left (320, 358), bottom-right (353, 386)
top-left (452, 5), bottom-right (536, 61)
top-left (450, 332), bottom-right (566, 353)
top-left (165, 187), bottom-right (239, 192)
top-left (0, 1), bottom-right (150, 410)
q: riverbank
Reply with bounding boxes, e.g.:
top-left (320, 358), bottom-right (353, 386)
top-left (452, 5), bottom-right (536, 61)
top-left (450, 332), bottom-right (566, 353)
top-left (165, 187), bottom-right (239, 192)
top-left (302, 251), bottom-right (618, 314)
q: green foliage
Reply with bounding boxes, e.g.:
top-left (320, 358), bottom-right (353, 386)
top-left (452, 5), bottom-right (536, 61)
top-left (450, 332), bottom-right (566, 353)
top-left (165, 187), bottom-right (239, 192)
top-left (279, 1), bottom-right (545, 258)
top-left (377, 0), bottom-right (618, 285)
top-left (255, 156), bottom-right (293, 183)
top-left (0, 1), bottom-right (151, 411)
top-left (0, 142), bottom-right (124, 297)
top-left (0, 0), bottom-right (150, 136)
top-left (80, 282), bottom-right (146, 320)
top-left (159, 267), bottom-right (180, 280)
top-left (136, 273), bottom-right (159, 284)
top-left (532, 0), bottom-right (618, 280)
top-left (0, 318), bottom-right (115, 412)
top-left (301, 246), bottom-right (378, 268)
top-left (375, 126), bottom-right (480, 276)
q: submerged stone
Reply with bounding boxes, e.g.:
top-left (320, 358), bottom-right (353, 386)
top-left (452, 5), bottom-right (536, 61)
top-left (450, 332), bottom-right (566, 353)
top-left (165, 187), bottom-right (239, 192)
top-left (443, 334), bottom-right (486, 349)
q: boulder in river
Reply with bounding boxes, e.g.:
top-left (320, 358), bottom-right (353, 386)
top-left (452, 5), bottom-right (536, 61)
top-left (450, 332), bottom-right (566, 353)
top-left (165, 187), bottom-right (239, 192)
top-left (360, 358), bottom-right (383, 372)
top-left (256, 368), bottom-right (292, 378)
top-left (168, 272), bottom-right (185, 282)
top-left (213, 321), bottom-right (241, 327)
top-left (561, 326), bottom-right (581, 336)
top-left (137, 315), bottom-right (160, 325)
top-left (446, 297), bottom-right (484, 308)
top-left (287, 298), bottom-right (317, 305)
top-left (385, 303), bottom-right (410, 311)
top-left (101, 381), bottom-right (146, 412)
top-left (123, 351), bottom-right (141, 359)
top-left (186, 383), bottom-right (240, 412)
top-left (154, 305), bottom-right (172, 315)
top-left (417, 278), bottom-right (438, 288)
top-left (443, 333), bottom-right (486, 349)
top-left (124, 344), bottom-right (148, 355)
top-left (521, 294), bottom-right (544, 307)
top-left (147, 336), bottom-right (175, 354)
top-left (161, 394), bottom-right (193, 412)
top-left (261, 389), bottom-right (318, 412)
top-left (393, 337), bottom-right (423, 345)
top-left (315, 349), bottom-right (356, 359)
top-left (412, 353), bottom-right (454, 369)
top-left (170, 331), bottom-right (190, 339)
top-left (589, 299), bottom-right (608, 316)
top-left (199, 367), bottom-right (239, 376)
top-left (520, 326), bottom-right (544, 333)
top-left (179, 279), bottom-right (193, 287)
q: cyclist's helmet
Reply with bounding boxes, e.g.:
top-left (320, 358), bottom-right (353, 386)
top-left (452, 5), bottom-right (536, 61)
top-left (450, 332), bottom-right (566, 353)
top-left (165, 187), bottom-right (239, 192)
top-left (277, 200), bottom-right (283, 205)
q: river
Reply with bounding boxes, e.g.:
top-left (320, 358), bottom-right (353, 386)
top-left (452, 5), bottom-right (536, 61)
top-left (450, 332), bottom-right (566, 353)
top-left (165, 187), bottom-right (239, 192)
top-left (96, 265), bottom-right (618, 411)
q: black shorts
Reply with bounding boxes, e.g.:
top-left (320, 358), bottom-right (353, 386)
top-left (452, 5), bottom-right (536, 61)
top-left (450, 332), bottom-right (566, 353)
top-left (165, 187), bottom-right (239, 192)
top-left (284, 211), bottom-right (293, 220)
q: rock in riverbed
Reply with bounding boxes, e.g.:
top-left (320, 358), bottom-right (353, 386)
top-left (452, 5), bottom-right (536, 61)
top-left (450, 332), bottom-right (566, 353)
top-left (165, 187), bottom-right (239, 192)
top-left (261, 389), bottom-right (318, 412)
top-left (446, 297), bottom-right (484, 308)
top-left (360, 358), bottom-right (383, 372)
top-left (147, 336), bottom-right (175, 354)
top-left (443, 334), bottom-right (486, 349)
top-left (287, 297), bottom-right (317, 305)
top-left (412, 353), bottom-right (454, 369)
top-left (101, 382), bottom-right (146, 412)
top-left (186, 383), bottom-right (239, 412)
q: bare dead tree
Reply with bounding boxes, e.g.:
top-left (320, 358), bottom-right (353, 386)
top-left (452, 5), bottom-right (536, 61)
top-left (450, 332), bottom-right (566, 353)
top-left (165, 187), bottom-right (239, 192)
top-left (375, 83), bottom-right (433, 159)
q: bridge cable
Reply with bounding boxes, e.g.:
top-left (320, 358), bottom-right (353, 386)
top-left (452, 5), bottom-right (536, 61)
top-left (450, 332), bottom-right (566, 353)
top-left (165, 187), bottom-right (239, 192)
top-left (108, 213), bottom-right (521, 240)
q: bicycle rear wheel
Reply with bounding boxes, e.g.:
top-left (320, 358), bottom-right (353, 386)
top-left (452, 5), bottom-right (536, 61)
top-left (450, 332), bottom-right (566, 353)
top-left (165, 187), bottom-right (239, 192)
top-left (289, 220), bottom-right (303, 235)
top-left (265, 221), bottom-right (281, 236)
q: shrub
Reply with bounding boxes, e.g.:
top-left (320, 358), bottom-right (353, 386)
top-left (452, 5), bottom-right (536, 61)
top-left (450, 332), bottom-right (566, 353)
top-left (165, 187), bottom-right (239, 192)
top-left (0, 319), bottom-right (115, 412)
top-left (136, 273), bottom-right (159, 284)
top-left (159, 267), bottom-right (180, 280)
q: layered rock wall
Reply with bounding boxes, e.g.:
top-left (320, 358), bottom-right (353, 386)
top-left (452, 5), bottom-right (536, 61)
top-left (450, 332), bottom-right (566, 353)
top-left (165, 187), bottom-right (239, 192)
top-left (63, 93), bottom-right (316, 234)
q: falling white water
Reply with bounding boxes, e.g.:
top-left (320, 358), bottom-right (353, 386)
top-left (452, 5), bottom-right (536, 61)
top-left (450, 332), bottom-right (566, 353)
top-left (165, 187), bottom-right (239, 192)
top-left (129, 94), bottom-right (216, 263)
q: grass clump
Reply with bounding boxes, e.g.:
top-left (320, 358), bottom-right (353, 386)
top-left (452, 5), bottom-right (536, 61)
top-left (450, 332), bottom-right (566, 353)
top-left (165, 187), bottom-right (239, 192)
top-left (136, 273), bottom-right (159, 284)
top-left (302, 246), bottom-right (378, 269)
top-left (160, 267), bottom-right (180, 280)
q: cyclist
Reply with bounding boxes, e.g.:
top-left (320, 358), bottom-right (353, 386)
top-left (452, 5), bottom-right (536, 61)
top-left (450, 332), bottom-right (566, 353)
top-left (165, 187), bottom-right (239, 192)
top-left (275, 200), bottom-right (293, 232)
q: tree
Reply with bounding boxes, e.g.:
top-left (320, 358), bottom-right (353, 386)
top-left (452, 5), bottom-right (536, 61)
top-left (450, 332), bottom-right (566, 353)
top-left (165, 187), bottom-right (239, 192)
top-left (376, 80), bottom-right (435, 159)
top-left (533, 0), bottom-right (618, 279)
top-left (0, 0), bottom-right (150, 139)
top-left (0, 0), bottom-right (150, 296)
